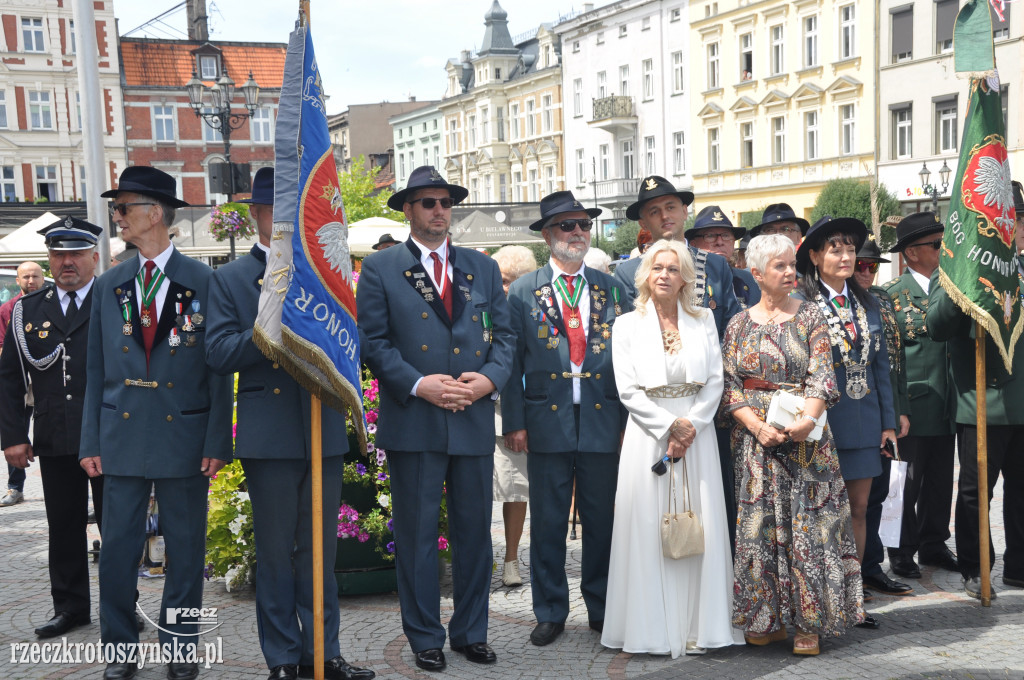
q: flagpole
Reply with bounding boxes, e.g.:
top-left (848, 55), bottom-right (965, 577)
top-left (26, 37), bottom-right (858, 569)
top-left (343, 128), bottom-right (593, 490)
top-left (975, 324), bottom-right (992, 606)
top-left (311, 393), bottom-right (326, 678)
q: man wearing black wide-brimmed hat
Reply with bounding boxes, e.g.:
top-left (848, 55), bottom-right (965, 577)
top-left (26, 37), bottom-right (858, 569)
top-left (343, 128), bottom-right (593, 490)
top-left (612, 176), bottom-right (740, 336)
top-left (358, 166), bottom-right (514, 672)
top-left (79, 166), bottom-right (233, 680)
top-left (501, 191), bottom-right (630, 648)
top-left (881, 212), bottom-right (959, 585)
top-left (750, 203), bottom-right (810, 246)
top-left (0, 217), bottom-right (104, 640)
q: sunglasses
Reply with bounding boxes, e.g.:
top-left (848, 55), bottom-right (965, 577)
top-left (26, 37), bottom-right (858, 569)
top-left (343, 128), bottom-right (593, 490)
top-left (907, 238), bottom-right (942, 251)
top-left (408, 197), bottom-right (454, 210)
top-left (855, 261), bottom-right (879, 274)
top-left (551, 218), bottom-right (594, 232)
top-left (109, 202), bottom-right (156, 216)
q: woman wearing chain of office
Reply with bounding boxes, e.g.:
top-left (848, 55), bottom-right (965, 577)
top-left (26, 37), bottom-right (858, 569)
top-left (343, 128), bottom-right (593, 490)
top-left (795, 216), bottom-right (898, 629)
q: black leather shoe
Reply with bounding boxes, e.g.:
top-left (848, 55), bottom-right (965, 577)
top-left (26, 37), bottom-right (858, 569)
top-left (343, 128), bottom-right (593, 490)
top-left (413, 649), bottom-right (446, 672)
top-left (450, 642), bottom-right (496, 664)
top-left (862, 572), bottom-right (913, 596)
top-left (588, 619), bottom-right (604, 633)
top-left (963, 576), bottom-right (997, 599)
top-left (889, 554), bottom-right (922, 579)
top-left (529, 621), bottom-right (565, 646)
top-left (855, 614), bottom-right (880, 629)
top-left (34, 611), bottom-right (89, 638)
top-left (919, 547), bottom-right (959, 573)
top-left (167, 662), bottom-right (199, 680)
top-left (1004, 575), bottom-right (1024, 588)
top-left (103, 663), bottom-right (138, 680)
top-left (269, 666), bottom-right (298, 680)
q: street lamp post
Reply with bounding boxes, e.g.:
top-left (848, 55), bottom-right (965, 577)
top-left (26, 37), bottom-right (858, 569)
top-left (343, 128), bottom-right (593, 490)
top-left (918, 160), bottom-right (952, 215)
top-left (185, 69), bottom-right (260, 260)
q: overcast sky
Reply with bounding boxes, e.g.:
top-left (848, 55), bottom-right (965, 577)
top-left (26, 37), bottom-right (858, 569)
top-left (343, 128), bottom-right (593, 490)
top-left (113, 0), bottom-right (587, 114)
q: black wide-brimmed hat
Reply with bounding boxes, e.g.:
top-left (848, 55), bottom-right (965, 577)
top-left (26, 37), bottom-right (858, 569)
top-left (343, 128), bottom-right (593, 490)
top-left (889, 211), bottom-right (944, 252)
top-left (738, 231), bottom-right (753, 251)
top-left (387, 165), bottom-right (469, 211)
top-left (685, 205), bottom-right (745, 240)
top-left (751, 203), bottom-right (810, 237)
top-left (528, 191), bottom-right (602, 231)
top-left (38, 215), bottom-right (103, 251)
top-left (1012, 180), bottom-right (1023, 213)
top-left (239, 167), bottom-right (274, 205)
top-left (625, 176), bottom-right (694, 221)
top-left (372, 233), bottom-right (401, 250)
top-left (796, 215), bottom-right (868, 273)
top-left (101, 166), bottom-right (189, 208)
top-left (857, 237), bottom-right (890, 263)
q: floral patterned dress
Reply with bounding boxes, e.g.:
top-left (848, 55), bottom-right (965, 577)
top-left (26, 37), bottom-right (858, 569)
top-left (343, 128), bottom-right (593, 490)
top-left (721, 301), bottom-right (864, 637)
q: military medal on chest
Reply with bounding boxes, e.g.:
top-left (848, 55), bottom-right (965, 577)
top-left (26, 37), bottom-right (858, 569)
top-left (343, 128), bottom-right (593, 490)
top-left (118, 292), bottom-right (133, 335)
top-left (168, 328), bottom-right (181, 347)
top-left (553, 275), bottom-right (584, 329)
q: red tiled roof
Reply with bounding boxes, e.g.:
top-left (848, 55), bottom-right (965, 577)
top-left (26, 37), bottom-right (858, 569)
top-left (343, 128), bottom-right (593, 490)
top-left (120, 38), bottom-right (287, 89)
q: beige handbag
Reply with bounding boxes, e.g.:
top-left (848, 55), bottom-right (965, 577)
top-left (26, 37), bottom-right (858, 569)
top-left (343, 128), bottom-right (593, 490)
top-left (660, 458), bottom-right (704, 559)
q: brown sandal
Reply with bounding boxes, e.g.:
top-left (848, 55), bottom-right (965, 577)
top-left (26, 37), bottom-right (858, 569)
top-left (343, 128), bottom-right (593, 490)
top-left (744, 629), bottom-right (787, 646)
top-left (793, 631), bottom-right (819, 656)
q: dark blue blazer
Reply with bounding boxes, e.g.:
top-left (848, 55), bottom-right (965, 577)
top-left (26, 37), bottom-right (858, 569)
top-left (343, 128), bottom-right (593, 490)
top-left (614, 246), bottom-right (740, 337)
top-left (80, 248), bottom-right (233, 476)
top-left (356, 239), bottom-right (514, 455)
top-left (205, 245), bottom-right (348, 459)
top-left (733, 267), bottom-right (761, 309)
top-left (500, 264), bottom-right (630, 454)
top-left (795, 289), bottom-right (896, 449)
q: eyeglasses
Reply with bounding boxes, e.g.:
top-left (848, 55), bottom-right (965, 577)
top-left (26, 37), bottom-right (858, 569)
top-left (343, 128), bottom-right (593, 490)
top-left (109, 202), bottom-right (156, 216)
top-left (906, 238), bottom-right (942, 251)
top-left (760, 226), bottom-right (800, 235)
top-left (855, 261), bottom-right (879, 274)
top-left (408, 197), bottom-right (454, 210)
top-left (551, 218), bottom-right (594, 232)
top-left (694, 232), bottom-right (733, 243)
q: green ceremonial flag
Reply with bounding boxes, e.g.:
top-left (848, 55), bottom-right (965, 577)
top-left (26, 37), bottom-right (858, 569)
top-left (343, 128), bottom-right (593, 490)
top-left (938, 24), bottom-right (1022, 372)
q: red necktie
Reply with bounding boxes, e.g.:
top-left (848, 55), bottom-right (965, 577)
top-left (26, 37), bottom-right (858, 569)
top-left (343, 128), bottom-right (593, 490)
top-left (562, 274), bottom-right (585, 366)
top-left (833, 294), bottom-right (857, 340)
top-left (430, 252), bottom-right (452, 318)
top-left (142, 260), bottom-right (158, 356)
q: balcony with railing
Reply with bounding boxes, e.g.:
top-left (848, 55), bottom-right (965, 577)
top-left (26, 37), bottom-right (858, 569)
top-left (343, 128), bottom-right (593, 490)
top-left (593, 177), bottom-right (640, 201)
top-left (589, 96), bottom-right (637, 133)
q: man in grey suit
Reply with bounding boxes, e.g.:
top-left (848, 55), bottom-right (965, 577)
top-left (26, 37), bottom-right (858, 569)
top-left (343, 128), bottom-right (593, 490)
top-left (79, 166), bottom-right (233, 680)
top-left (501, 191), bottom-right (630, 646)
top-left (205, 168), bottom-right (374, 680)
top-left (613, 176), bottom-right (740, 336)
top-left (356, 166), bottom-right (514, 672)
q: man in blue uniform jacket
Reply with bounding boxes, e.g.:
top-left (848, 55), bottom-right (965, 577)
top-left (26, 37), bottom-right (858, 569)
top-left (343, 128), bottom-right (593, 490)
top-left (79, 167), bottom-right (233, 680)
top-left (205, 168), bottom-right (374, 680)
top-left (502, 191), bottom-right (630, 646)
top-left (613, 176), bottom-right (740, 336)
top-left (356, 166), bottom-right (514, 673)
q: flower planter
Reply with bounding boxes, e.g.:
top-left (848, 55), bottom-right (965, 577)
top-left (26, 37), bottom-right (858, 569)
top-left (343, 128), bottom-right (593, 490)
top-left (335, 443), bottom-right (396, 595)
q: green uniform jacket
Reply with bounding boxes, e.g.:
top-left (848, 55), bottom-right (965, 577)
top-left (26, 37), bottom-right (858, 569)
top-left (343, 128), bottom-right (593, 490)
top-left (926, 266), bottom-right (1024, 426)
top-left (871, 285), bottom-right (909, 426)
top-left (883, 270), bottom-right (955, 436)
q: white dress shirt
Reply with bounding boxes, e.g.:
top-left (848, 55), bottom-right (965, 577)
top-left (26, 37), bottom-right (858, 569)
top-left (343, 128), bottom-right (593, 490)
top-left (57, 278), bottom-right (94, 315)
top-left (410, 238), bottom-right (452, 398)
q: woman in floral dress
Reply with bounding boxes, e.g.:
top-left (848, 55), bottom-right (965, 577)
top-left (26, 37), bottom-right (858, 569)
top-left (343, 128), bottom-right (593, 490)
top-left (721, 235), bottom-right (864, 656)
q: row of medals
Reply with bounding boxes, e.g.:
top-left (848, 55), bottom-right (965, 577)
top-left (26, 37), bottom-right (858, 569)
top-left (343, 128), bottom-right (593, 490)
top-left (122, 310), bottom-right (204, 347)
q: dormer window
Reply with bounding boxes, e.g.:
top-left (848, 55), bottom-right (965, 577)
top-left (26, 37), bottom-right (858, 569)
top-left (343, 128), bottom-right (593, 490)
top-left (199, 54), bottom-right (219, 79)
top-left (495, 67), bottom-right (501, 79)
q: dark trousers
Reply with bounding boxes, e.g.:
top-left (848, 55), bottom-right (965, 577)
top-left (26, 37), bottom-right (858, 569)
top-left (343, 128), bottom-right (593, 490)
top-left (955, 424), bottom-right (1024, 580)
top-left (242, 456), bottom-right (343, 668)
top-left (387, 450), bottom-right (493, 652)
top-left (716, 426), bottom-right (736, 555)
top-left (863, 456), bottom-right (891, 577)
top-left (38, 455), bottom-right (103, 617)
top-left (7, 462), bottom-right (25, 491)
top-left (888, 434), bottom-right (955, 560)
top-left (99, 474), bottom-right (209, 651)
top-left (527, 446), bottom-right (617, 625)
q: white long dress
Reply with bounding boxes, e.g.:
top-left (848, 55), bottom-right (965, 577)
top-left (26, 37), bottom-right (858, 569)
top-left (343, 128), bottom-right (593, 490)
top-left (601, 302), bottom-right (743, 658)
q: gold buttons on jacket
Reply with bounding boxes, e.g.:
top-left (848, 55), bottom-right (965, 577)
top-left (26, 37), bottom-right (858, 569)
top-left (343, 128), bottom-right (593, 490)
top-left (475, 350), bottom-right (481, 356)
top-left (272, 363), bottom-right (279, 369)
top-left (273, 388), bottom-right (281, 394)
top-left (167, 383), bottom-right (174, 389)
top-left (595, 374), bottom-right (602, 380)
top-left (453, 348), bottom-right (460, 354)
top-left (551, 404), bottom-right (558, 411)
top-left (422, 312), bottom-right (429, 319)
top-left (421, 345), bottom-right (428, 351)
top-left (472, 315), bottom-right (479, 322)
top-left (551, 373), bottom-right (557, 380)
top-left (122, 346), bottom-right (129, 353)
top-left (170, 349), bottom-right (176, 356)
top-left (595, 404), bottom-right (602, 410)
top-left (166, 415), bottom-right (173, 422)
top-left (123, 413), bottom-right (130, 420)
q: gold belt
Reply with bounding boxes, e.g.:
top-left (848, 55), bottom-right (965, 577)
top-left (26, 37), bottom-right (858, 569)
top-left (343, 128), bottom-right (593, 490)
top-left (124, 379), bottom-right (158, 389)
top-left (643, 383), bottom-right (703, 398)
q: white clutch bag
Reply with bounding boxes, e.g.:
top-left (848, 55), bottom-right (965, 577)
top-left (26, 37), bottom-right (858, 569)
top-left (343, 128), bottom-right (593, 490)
top-left (767, 390), bottom-right (826, 442)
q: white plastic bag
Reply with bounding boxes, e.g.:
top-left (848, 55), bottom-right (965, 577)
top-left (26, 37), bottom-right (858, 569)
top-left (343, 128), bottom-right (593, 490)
top-left (879, 459), bottom-right (908, 548)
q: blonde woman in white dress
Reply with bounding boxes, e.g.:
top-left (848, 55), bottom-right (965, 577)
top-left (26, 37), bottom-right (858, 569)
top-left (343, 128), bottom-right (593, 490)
top-left (602, 240), bottom-right (743, 658)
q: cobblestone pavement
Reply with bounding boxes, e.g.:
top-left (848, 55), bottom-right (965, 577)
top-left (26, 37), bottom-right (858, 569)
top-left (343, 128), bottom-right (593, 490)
top-left (0, 464), bottom-right (1021, 679)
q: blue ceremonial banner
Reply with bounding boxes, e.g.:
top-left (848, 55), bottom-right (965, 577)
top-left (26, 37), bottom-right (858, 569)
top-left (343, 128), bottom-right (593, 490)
top-left (254, 15), bottom-right (365, 446)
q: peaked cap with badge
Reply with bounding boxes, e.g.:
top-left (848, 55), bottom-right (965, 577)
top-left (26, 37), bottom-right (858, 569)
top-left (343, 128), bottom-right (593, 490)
top-left (101, 166), bottom-right (189, 208)
top-left (528, 190), bottom-right (602, 231)
top-left (38, 216), bottom-right (103, 251)
top-left (387, 165), bottom-right (469, 211)
top-left (625, 176), bottom-right (694, 220)
top-left (685, 205), bottom-right (745, 241)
